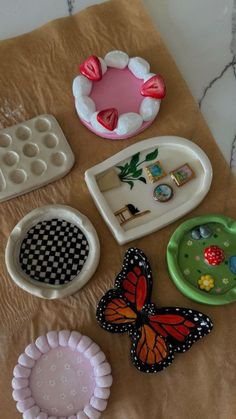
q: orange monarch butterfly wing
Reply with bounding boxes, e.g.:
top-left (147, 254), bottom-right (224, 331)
top-left (129, 306), bottom-right (213, 373)
top-left (130, 324), bottom-right (174, 373)
top-left (96, 289), bottom-right (137, 333)
top-left (114, 248), bottom-right (152, 312)
top-left (148, 307), bottom-right (213, 352)
top-left (97, 248), bottom-right (152, 333)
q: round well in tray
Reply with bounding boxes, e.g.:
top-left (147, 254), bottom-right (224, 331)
top-left (5, 205), bottom-right (100, 299)
top-left (0, 133), bottom-right (12, 147)
top-left (15, 125), bottom-right (31, 141)
top-left (34, 117), bottom-right (51, 132)
top-left (3, 150), bottom-right (19, 166)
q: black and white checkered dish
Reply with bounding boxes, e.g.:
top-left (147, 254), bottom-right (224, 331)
top-left (5, 205), bottom-right (100, 299)
top-left (20, 219), bottom-right (89, 286)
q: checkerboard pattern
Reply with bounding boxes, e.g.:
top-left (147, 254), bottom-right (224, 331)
top-left (19, 219), bottom-right (89, 285)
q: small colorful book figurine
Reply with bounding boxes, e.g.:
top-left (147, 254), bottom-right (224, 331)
top-left (96, 248), bottom-right (213, 373)
top-left (171, 163), bottom-right (195, 186)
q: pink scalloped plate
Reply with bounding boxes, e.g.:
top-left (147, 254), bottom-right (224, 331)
top-left (79, 68), bottom-right (154, 140)
top-left (12, 331), bottom-right (112, 419)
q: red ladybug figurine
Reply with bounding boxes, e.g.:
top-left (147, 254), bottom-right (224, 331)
top-left (204, 245), bottom-right (225, 266)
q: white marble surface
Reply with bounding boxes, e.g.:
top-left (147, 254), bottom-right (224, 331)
top-left (0, 0), bottom-right (235, 173)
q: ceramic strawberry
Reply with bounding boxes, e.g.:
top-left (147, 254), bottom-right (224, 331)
top-left (97, 108), bottom-right (118, 131)
top-left (80, 55), bottom-right (102, 81)
top-left (140, 75), bottom-right (166, 99)
top-left (204, 245), bottom-right (225, 266)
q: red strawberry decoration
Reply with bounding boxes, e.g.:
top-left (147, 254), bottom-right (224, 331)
top-left (204, 245), bottom-right (225, 266)
top-left (140, 75), bottom-right (166, 99)
top-left (80, 55), bottom-right (102, 81)
top-left (97, 108), bottom-right (118, 131)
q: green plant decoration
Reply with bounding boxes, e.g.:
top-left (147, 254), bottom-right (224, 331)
top-left (116, 148), bottom-right (158, 189)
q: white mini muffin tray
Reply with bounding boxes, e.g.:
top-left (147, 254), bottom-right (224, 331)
top-left (0, 114), bottom-right (75, 203)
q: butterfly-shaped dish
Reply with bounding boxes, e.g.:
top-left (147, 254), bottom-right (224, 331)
top-left (96, 248), bottom-right (213, 373)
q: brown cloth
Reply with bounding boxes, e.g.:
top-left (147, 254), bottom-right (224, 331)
top-left (0, 1), bottom-right (236, 418)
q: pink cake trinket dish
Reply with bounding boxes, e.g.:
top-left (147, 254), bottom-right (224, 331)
top-left (12, 330), bottom-right (112, 419)
top-left (73, 50), bottom-right (166, 140)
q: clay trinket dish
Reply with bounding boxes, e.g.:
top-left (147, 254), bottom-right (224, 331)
top-left (5, 205), bottom-right (100, 299)
top-left (12, 330), bottom-right (112, 418)
top-left (167, 214), bottom-right (236, 305)
top-left (85, 136), bottom-right (213, 244)
top-left (73, 50), bottom-right (166, 139)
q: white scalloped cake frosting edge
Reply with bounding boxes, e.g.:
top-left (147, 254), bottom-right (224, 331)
top-left (12, 330), bottom-right (112, 419)
top-left (72, 50), bottom-right (163, 136)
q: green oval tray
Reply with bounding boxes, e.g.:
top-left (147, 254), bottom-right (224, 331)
top-left (167, 214), bottom-right (236, 305)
